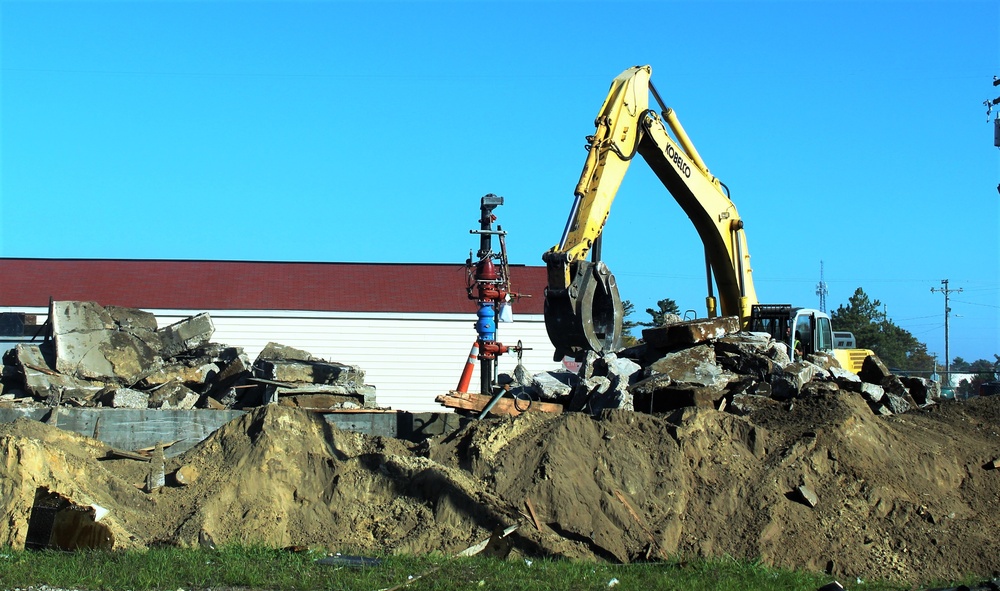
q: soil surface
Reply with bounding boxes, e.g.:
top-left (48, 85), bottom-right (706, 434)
top-left (2, 393), bottom-right (1000, 584)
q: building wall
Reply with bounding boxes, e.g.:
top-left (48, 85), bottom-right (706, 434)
top-left (3, 307), bottom-right (561, 413)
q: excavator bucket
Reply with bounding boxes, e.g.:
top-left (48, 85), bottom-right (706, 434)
top-left (543, 261), bottom-right (624, 361)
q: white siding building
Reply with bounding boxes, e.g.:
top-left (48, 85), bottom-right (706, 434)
top-left (0, 259), bottom-right (559, 413)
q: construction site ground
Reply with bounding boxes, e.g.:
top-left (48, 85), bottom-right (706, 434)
top-left (2, 392), bottom-right (999, 585)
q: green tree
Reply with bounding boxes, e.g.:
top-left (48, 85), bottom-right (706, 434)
top-left (967, 358), bottom-right (995, 373)
top-left (640, 298), bottom-right (681, 327)
top-left (620, 299), bottom-right (640, 346)
top-left (951, 357), bottom-right (971, 372)
top-left (905, 342), bottom-right (936, 376)
top-left (831, 287), bottom-right (931, 372)
top-left (830, 288), bottom-right (882, 349)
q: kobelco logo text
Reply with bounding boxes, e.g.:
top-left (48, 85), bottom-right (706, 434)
top-left (666, 145), bottom-right (691, 178)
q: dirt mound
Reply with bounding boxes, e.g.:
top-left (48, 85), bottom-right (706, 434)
top-left (3, 396), bottom-right (1000, 583)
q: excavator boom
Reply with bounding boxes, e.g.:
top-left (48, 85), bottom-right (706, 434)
top-left (543, 65), bottom-right (757, 360)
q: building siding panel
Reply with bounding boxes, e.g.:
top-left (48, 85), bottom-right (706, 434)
top-left (137, 311), bottom-right (559, 413)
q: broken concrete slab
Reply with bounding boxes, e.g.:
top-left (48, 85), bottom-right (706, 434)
top-left (157, 313), bottom-right (215, 359)
top-left (799, 380), bottom-right (841, 398)
top-left (100, 387), bottom-right (150, 409)
top-left (208, 354), bottom-right (251, 389)
top-left (858, 355), bottom-right (893, 385)
top-left (565, 352), bottom-right (640, 414)
top-left (771, 362), bottom-right (821, 401)
top-left (256, 341), bottom-right (318, 362)
top-left (829, 367), bottom-right (863, 391)
top-left (629, 373), bottom-right (672, 397)
top-left (715, 334), bottom-right (777, 378)
top-left (901, 376), bottom-right (940, 406)
top-left (884, 392), bottom-right (913, 415)
top-left (647, 345), bottom-right (732, 389)
top-left (630, 371), bottom-right (723, 412)
top-left (880, 374), bottom-right (909, 397)
top-left (105, 305), bottom-right (159, 335)
top-left (255, 359), bottom-right (367, 390)
top-left (278, 393), bottom-right (363, 410)
top-left (589, 381), bottom-right (633, 413)
top-left (530, 371), bottom-right (576, 401)
top-left (873, 403), bottom-right (894, 416)
top-left (718, 331), bottom-right (773, 352)
top-left (642, 316), bottom-right (741, 350)
top-left (804, 351), bottom-right (841, 371)
top-left (2, 303), bottom-right (273, 410)
top-left (55, 327), bottom-right (160, 385)
top-left (596, 353), bottom-right (642, 383)
top-left (270, 384), bottom-right (377, 408)
top-left (50, 301), bottom-right (115, 333)
top-left (859, 382), bottom-right (886, 405)
top-left (147, 381), bottom-right (200, 410)
top-left (575, 350), bottom-right (602, 380)
top-left (567, 375), bottom-right (611, 412)
top-left (728, 392), bottom-right (783, 416)
top-left (51, 301), bottom-right (162, 385)
top-left (8, 344), bottom-right (106, 403)
top-left (142, 360), bottom-right (220, 387)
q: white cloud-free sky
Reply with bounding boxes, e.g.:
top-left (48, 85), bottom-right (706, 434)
top-left (2, 0), bottom-right (998, 364)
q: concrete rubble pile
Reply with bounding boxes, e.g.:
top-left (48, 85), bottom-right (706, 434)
top-left (501, 316), bottom-right (940, 418)
top-left (0, 301), bottom-right (376, 411)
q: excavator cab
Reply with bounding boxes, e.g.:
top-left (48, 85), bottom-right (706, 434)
top-left (748, 304), bottom-right (834, 361)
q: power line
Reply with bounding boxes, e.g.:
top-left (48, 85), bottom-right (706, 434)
top-left (951, 299), bottom-right (1000, 309)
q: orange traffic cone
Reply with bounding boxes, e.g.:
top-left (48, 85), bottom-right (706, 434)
top-left (456, 342), bottom-right (479, 393)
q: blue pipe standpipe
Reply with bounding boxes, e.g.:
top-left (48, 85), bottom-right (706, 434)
top-left (475, 303), bottom-right (496, 343)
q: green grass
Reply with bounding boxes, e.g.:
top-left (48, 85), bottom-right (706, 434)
top-left (0, 546), bottom-right (909, 591)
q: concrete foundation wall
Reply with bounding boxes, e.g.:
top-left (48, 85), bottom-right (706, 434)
top-left (0, 407), bottom-right (470, 456)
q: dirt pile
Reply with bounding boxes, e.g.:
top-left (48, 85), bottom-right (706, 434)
top-left (2, 394), bottom-right (1000, 583)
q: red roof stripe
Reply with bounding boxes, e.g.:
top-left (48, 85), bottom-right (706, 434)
top-left (0, 259), bottom-right (548, 314)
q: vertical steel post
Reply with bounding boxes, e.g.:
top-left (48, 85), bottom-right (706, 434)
top-left (931, 279), bottom-right (963, 394)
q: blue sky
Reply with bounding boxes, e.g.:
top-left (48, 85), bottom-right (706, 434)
top-left (2, 1), bottom-right (998, 366)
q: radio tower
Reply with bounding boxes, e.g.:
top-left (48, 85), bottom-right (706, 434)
top-left (815, 261), bottom-right (828, 313)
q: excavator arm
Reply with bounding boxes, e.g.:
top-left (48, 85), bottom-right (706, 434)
top-left (543, 65), bottom-right (757, 360)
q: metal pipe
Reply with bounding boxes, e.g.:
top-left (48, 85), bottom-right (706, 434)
top-left (705, 249), bottom-right (717, 318)
top-left (662, 107), bottom-right (711, 177)
top-left (558, 194), bottom-right (582, 251)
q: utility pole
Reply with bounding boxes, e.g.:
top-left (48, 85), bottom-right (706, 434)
top-left (983, 75), bottom-right (1000, 193)
top-left (815, 261), bottom-right (828, 313)
top-left (930, 279), bottom-right (963, 392)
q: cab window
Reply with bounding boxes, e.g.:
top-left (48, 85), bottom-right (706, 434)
top-left (794, 315), bottom-right (812, 358)
top-left (816, 317), bottom-right (833, 352)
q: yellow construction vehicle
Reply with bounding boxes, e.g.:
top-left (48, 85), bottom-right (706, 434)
top-left (542, 65), bottom-right (872, 372)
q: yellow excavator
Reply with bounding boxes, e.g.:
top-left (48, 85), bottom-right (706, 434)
top-left (542, 65), bottom-right (872, 372)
